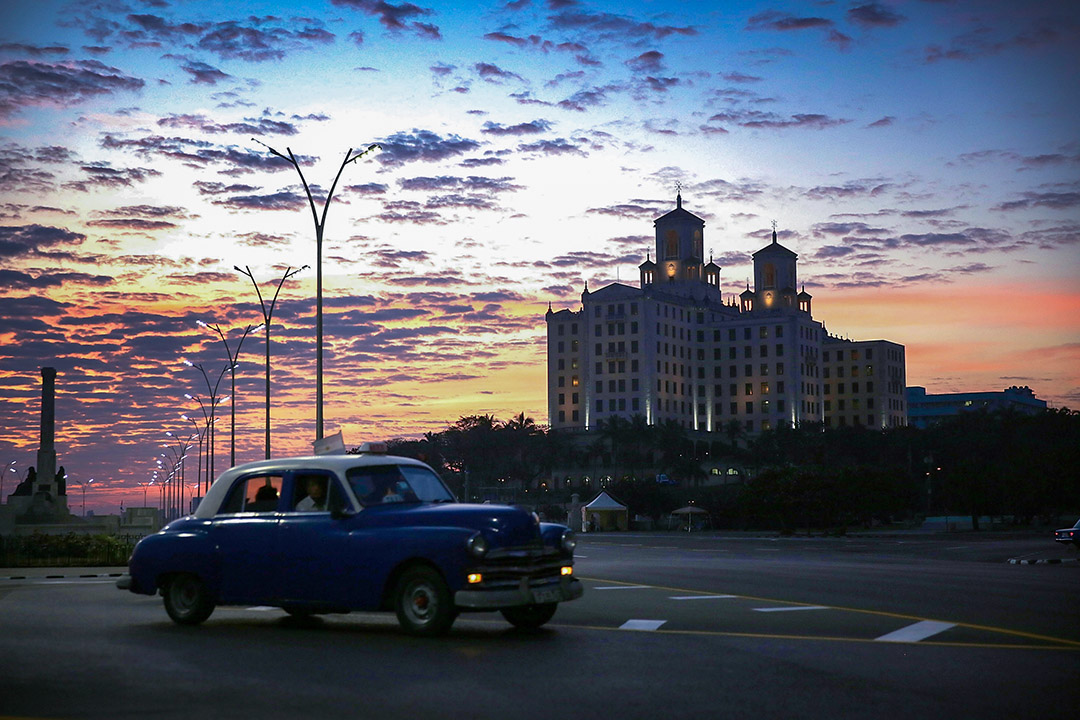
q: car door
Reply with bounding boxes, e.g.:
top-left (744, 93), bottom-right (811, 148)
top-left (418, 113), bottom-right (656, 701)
top-left (209, 473), bottom-right (283, 604)
top-left (276, 470), bottom-right (357, 607)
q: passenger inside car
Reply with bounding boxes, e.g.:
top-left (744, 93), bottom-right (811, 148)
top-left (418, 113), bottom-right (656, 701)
top-left (295, 476), bottom-right (328, 511)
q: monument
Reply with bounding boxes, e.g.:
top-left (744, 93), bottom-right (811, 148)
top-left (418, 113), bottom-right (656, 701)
top-left (2, 367), bottom-right (70, 524)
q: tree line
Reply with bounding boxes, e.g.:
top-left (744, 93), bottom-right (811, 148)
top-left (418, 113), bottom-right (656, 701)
top-left (381, 407), bottom-right (1080, 532)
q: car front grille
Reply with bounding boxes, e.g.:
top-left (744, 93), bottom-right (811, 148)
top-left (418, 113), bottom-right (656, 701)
top-left (474, 544), bottom-right (568, 587)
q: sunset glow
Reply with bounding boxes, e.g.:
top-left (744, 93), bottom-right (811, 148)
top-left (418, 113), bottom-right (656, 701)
top-left (1, 0), bottom-right (1077, 514)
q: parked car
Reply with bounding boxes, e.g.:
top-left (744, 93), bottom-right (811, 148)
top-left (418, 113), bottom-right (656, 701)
top-left (1054, 518), bottom-right (1080, 547)
top-left (118, 445), bottom-right (582, 635)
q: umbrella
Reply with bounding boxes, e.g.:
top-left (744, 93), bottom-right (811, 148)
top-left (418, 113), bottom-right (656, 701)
top-left (670, 505), bottom-right (707, 532)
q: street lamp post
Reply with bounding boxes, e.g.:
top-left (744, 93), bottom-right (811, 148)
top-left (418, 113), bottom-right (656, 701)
top-left (197, 321), bottom-right (262, 468)
top-left (235, 264), bottom-right (308, 459)
top-left (181, 414), bottom-right (205, 495)
top-left (185, 362), bottom-right (229, 488)
top-left (80, 477), bottom-right (95, 517)
top-left (252, 139), bottom-right (380, 440)
top-left (3, 460), bottom-right (15, 500)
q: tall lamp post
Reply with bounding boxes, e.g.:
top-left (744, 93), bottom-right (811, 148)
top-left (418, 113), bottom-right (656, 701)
top-left (79, 477), bottom-right (95, 517)
top-left (3, 460), bottom-right (15, 500)
top-left (252, 139), bottom-right (380, 440)
top-left (184, 362), bottom-right (229, 488)
top-left (181, 414), bottom-right (206, 494)
top-left (197, 321), bottom-right (262, 468)
top-left (235, 264), bottom-right (308, 459)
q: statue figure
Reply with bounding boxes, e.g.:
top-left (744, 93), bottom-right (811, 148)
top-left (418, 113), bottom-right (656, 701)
top-left (12, 466), bottom-right (35, 496)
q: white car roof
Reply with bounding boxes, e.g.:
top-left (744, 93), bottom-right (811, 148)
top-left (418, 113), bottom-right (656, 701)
top-left (193, 453), bottom-right (436, 519)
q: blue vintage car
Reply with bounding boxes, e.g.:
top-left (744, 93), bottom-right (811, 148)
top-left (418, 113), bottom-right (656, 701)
top-left (118, 446), bottom-right (581, 635)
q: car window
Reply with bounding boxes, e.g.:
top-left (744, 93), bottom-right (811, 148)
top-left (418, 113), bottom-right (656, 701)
top-left (290, 472), bottom-right (349, 513)
top-left (218, 475), bottom-right (283, 514)
top-left (346, 464), bottom-right (454, 506)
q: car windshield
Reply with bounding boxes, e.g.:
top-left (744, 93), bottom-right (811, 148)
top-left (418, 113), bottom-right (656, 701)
top-left (346, 464), bottom-right (455, 506)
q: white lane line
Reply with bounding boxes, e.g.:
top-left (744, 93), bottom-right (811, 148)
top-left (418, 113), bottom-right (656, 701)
top-left (245, 606), bottom-right (278, 612)
top-left (875, 620), bottom-right (956, 643)
top-left (620, 619), bottom-right (667, 631)
top-left (593, 585), bottom-right (651, 590)
top-left (752, 606), bottom-right (829, 613)
top-left (669, 595), bottom-right (737, 600)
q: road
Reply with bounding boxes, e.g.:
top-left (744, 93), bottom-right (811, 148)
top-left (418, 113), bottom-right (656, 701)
top-left (1, 533), bottom-right (1076, 719)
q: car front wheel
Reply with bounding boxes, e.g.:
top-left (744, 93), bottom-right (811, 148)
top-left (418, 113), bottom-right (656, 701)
top-left (162, 573), bottom-right (215, 625)
top-left (393, 566), bottom-right (456, 636)
top-left (501, 603), bottom-right (557, 630)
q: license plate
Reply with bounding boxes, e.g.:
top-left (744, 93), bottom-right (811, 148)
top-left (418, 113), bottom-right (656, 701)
top-left (532, 587), bottom-right (562, 604)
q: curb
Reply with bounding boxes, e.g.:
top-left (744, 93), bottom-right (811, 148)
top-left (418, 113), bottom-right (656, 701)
top-left (0, 571), bottom-right (125, 580)
top-left (1007, 557), bottom-right (1078, 565)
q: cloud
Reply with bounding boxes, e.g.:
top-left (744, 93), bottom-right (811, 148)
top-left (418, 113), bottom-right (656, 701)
top-left (516, 138), bottom-right (587, 157)
top-left (746, 11), bottom-right (833, 32)
top-left (63, 164), bottom-right (162, 192)
top-left (474, 62), bottom-right (524, 83)
top-left (100, 134), bottom-right (294, 174)
top-left (993, 191), bottom-right (1080, 212)
top-left (210, 189), bottom-right (309, 211)
top-left (847, 3), bottom-right (905, 28)
top-left (0, 59), bottom-right (143, 119)
top-left (179, 60), bottom-right (231, 85)
top-left (157, 112), bottom-right (300, 136)
top-left (0, 224), bottom-right (87, 259)
top-left (398, 175), bottom-right (522, 193)
top-left (709, 109), bottom-right (851, 130)
top-left (194, 19), bottom-right (335, 61)
top-left (85, 218), bottom-right (179, 231)
top-left (375, 129), bottom-right (482, 167)
top-left (0, 43), bottom-right (70, 57)
top-left (481, 119), bottom-right (551, 136)
top-left (547, 9), bottom-right (696, 42)
top-left (925, 15), bottom-right (1080, 63)
top-left (330, 0), bottom-right (441, 39)
top-left (866, 116), bottom-right (894, 128)
top-left (626, 51), bottom-right (664, 72)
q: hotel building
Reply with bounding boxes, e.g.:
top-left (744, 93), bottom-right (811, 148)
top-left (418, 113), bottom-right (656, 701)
top-left (545, 195), bottom-right (907, 435)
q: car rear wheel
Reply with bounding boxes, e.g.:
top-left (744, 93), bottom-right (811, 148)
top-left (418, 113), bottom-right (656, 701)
top-left (393, 566), bottom-right (456, 636)
top-left (501, 602), bottom-right (557, 630)
top-left (163, 573), bottom-right (215, 625)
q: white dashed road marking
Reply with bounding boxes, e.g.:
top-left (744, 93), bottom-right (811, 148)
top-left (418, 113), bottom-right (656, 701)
top-left (753, 605), bottom-right (829, 613)
top-left (669, 595), bottom-right (737, 600)
top-left (245, 606), bottom-right (278, 612)
top-left (875, 620), bottom-right (956, 643)
top-left (620, 619), bottom-right (667, 631)
top-left (594, 585), bottom-right (651, 590)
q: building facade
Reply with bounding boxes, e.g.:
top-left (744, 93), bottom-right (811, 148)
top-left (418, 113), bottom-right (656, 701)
top-left (545, 195), bottom-right (907, 435)
top-left (905, 385), bottom-right (1046, 428)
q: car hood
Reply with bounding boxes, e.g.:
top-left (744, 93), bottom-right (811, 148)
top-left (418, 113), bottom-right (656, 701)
top-left (360, 502), bottom-right (541, 546)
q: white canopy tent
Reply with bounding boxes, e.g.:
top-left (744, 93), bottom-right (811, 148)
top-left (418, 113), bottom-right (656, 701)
top-left (582, 491), bottom-right (628, 532)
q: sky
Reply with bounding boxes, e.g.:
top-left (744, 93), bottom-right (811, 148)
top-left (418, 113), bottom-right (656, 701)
top-left (0, 0), bottom-right (1077, 515)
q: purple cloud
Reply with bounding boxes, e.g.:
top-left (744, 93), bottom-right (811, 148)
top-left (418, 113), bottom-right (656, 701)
top-left (330, 0), bottom-right (441, 39)
top-left (847, 3), bottom-right (905, 28)
top-left (376, 129), bottom-right (482, 167)
top-left (0, 59), bottom-right (143, 119)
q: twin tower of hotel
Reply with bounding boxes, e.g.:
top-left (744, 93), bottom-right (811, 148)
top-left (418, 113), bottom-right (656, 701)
top-left (546, 194), bottom-right (907, 436)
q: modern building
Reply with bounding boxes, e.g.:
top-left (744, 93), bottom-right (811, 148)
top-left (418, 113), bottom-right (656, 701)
top-left (905, 385), bottom-right (1046, 428)
top-left (545, 194), bottom-right (906, 436)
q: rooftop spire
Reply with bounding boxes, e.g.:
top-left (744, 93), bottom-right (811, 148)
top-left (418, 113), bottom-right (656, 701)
top-left (771, 219), bottom-right (778, 244)
top-left (675, 180), bottom-right (683, 209)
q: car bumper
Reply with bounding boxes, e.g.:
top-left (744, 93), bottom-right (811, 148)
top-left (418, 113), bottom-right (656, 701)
top-left (454, 577), bottom-right (583, 609)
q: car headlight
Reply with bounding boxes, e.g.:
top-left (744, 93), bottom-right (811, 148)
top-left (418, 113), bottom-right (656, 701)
top-left (560, 529), bottom-right (577, 554)
top-left (466, 532), bottom-right (488, 558)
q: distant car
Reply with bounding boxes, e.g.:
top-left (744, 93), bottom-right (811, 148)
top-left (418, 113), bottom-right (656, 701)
top-left (118, 445), bottom-right (582, 635)
top-left (1054, 518), bottom-right (1080, 547)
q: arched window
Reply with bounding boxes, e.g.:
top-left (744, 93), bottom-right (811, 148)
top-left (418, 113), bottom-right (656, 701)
top-left (764, 262), bottom-right (776, 288)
